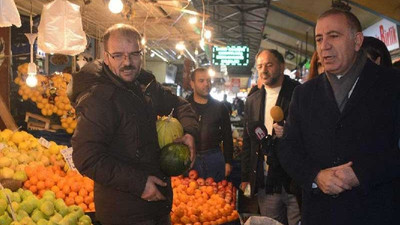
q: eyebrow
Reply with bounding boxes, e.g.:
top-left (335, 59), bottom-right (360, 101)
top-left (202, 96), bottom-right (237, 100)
top-left (316, 30), bottom-right (342, 37)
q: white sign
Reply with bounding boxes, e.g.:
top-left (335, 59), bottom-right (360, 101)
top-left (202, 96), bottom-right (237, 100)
top-left (363, 19), bottom-right (399, 51)
top-left (38, 137), bottom-right (51, 149)
top-left (60, 147), bottom-right (77, 171)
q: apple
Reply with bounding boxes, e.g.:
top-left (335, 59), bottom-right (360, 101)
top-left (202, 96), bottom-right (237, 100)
top-left (221, 180), bottom-right (228, 187)
top-left (196, 178), bottom-right (205, 186)
top-left (188, 170), bottom-right (198, 180)
top-left (205, 177), bottom-right (214, 186)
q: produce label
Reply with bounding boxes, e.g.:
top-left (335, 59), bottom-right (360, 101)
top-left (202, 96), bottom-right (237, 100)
top-left (61, 147), bottom-right (77, 171)
top-left (38, 137), bottom-right (51, 148)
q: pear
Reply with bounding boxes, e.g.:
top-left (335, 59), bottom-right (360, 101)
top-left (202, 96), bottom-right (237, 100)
top-left (18, 200), bottom-right (34, 215)
top-left (49, 213), bottom-right (62, 223)
top-left (41, 191), bottom-right (55, 201)
top-left (0, 199), bottom-right (7, 215)
top-left (16, 210), bottom-right (29, 222)
top-left (36, 219), bottom-right (48, 225)
top-left (11, 193), bottom-right (21, 203)
top-left (78, 215), bottom-right (91, 225)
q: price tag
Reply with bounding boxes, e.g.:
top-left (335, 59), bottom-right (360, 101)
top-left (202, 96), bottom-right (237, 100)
top-left (0, 143), bottom-right (6, 151)
top-left (60, 147), bottom-right (77, 171)
top-left (38, 137), bottom-right (51, 149)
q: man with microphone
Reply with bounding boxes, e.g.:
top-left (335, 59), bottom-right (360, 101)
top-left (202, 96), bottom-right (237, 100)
top-left (241, 49), bottom-right (300, 225)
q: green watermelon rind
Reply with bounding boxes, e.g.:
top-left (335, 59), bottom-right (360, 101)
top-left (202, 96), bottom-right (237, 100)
top-left (160, 143), bottom-right (191, 176)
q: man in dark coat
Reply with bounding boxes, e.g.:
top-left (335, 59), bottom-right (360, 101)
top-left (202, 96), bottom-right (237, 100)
top-left (68, 24), bottom-right (198, 225)
top-left (241, 49), bottom-right (301, 225)
top-left (278, 9), bottom-right (400, 225)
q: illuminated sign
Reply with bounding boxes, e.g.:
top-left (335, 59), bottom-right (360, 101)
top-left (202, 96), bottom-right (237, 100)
top-left (363, 19), bottom-right (399, 51)
top-left (212, 46), bottom-right (249, 66)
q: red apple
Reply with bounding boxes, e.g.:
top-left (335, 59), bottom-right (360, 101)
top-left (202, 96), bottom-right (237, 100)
top-left (188, 170), bottom-right (199, 180)
top-left (205, 177), bottom-right (214, 186)
top-left (196, 178), bottom-right (205, 186)
top-left (221, 180), bottom-right (228, 187)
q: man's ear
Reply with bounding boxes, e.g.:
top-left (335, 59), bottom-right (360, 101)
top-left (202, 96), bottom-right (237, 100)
top-left (104, 52), bottom-right (110, 66)
top-left (190, 80), bottom-right (194, 90)
top-left (354, 32), bottom-right (364, 51)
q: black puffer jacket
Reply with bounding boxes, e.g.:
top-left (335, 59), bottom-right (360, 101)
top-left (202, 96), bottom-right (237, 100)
top-left (68, 60), bottom-right (198, 224)
top-left (187, 95), bottom-right (233, 164)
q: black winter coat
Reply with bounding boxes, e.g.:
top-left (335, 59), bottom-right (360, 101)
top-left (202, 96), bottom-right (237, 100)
top-left (241, 75), bottom-right (300, 196)
top-left (278, 60), bottom-right (400, 225)
top-left (68, 60), bottom-right (198, 224)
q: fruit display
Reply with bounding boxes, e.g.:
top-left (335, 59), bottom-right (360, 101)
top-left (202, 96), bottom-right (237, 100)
top-left (14, 63), bottom-right (77, 134)
top-left (170, 170), bottom-right (239, 225)
top-left (0, 129), bottom-right (67, 187)
top-left (160, 143), bottom-right (191, 176)
top-left (156, 114), bottom-right (184, 149)
top-left (23, 165), bottom-right (94, 212)
top-left (0, 188), bottom-right (92, 225)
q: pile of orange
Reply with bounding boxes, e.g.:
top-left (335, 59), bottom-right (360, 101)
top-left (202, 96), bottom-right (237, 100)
top-left (23, 165), bottom-right (95, 212)
top-left (170, 171), bottom-right (239, 225)
top-left (15, 63), bottom-right (77, 134)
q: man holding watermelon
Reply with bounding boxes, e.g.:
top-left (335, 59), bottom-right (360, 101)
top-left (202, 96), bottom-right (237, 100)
top-left (68, 24), bottom-right (198, 225)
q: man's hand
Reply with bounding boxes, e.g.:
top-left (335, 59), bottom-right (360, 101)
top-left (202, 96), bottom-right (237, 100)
top-left (273, 122), bottom-right (284, 138)
top-left (334, 161), bottom-right (359, 187)
top-left (225, 163), bottom-right (232, 177)
top-left (174, 133), bottom-right (196, 168)
top-left (141, 176), bottom-right (167, 202)
top-left (315, 162), bottom-right (354, 195)
top-left (240, 182), bottom-right (249, 192)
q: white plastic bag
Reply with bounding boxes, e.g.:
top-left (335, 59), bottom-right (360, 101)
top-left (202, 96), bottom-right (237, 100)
top-left (38, 0), bottom-right (87, 55)
top-left (0, 0), bottom-right (21, 27)
top-left (244, 216), bottom-right (284, 225)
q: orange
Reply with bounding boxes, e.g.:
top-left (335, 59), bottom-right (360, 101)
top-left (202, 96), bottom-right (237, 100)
top-left (74, 195), bottom-right (84, 204)
top-left (62, 185), bottom-right (70, 194)
top-left (84, 196), bottom-right (93, 205)
top-left (57, 180), bottom-right (66, 189)
top-left (45, 179), bottom-right (55, 188)
top-left (56, 191), bottom-right (65, 199)
top-left (51, 186), bottom-right (60, 193)
top-left (79, 188), bottom-right (88, 197)
top-left (24, 180), bottom-right (31, 189)
top-left (69, 192), bottom-right (77, 199)
top-left (30, 176), bottom-right (38, 185)
top-left (88, 202), bottom-right (95, 211)
top-left (65, 197), bottom-right (75, 206)
top-left (29, 185), bottom-right (38, 193)
top-left (38, 189), bottom-right (46, 198)
top-left (70, 182), bottom-right (81, 192)
top-left (37, 181), bottom-right (45, 190)
top-left (78, 203), bottom-right (88, 211)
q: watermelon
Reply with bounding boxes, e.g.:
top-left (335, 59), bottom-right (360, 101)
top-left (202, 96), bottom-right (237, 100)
top-left (160, 143), bottom-right (191, 176)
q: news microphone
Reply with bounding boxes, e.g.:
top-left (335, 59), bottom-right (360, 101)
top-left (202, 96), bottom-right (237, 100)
top-left (247, 121), bottom-right (269, 142)
top-left (270, 106), bottom-right (284, 126)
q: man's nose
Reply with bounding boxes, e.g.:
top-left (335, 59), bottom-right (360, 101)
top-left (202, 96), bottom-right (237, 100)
top-left (320, 38), bottom-right (331, 50)
top-left (121, 55), bottom-right (131, 65)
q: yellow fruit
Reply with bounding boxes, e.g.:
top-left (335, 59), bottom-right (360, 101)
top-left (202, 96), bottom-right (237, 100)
top-left (10, 132), bottom-right (24, 145)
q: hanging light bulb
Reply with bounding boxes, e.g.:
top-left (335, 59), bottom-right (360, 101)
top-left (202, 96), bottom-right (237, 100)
top-left (189, 16), bottom-right (197, 24)
top-left (194, 48), bottom-right (198, 55)
top-left (176, 42), bottom-right (186, 51)
top-left (26, 63), bottom-right (38, 87)
top-left (141, 37), bottom-right (146, 46)
top-left (199, 38), bottom-right (205, 51)
top-left (204, 30), bottom-right (212, 40)
top-left (208, 68), bottom-right (215, 77)
top-left (109, 0), bottom-right (123, 14)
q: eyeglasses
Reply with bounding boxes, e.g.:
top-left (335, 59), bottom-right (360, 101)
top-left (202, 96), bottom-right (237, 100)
top-left (105, 50), bottom-right (142, 61)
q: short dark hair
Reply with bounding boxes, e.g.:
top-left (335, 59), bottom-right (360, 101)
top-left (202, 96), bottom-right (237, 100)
top-left (103, 24), bottom-right (141, 51)
top-left (318, 8), bottom-right (362, 33)
top-left (190, 67), bottom-right (208, 81)
top-left (255, 49), bottom-right (285, 64)
top-left (361, 36), bottom-right (392, 68)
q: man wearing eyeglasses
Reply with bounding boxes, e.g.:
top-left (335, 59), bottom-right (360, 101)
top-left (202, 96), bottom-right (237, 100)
top-left (68, 24), bottom-right (198, 225)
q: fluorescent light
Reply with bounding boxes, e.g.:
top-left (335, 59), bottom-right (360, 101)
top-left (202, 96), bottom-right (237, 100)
top-left (109, 0), bottom-right (123, 14)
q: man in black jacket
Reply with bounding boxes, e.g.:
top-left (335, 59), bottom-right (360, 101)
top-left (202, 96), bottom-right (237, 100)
top-left (187, 67), bottom-right (233, 182)
top-left (68, 24), bottom-right (198, 225)
top-left (241, 49), bottom-right (300, 225)
top-left (278, 9), bottom-right (400, 225)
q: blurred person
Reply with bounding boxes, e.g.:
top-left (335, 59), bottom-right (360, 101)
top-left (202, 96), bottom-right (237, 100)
top-left (361, 36), bottom-right (392, 67)
top-left (307, 51), bottom-right (324, 81)
top-left (222, 94), bottom-right (233, 115)
top-left (68, 24), bottom-right (198, 225)
top-left (241, 49), bottom-right (301, 225)
top-left (278, 8), bottom-right (400, 225)
top-left (187, 67), bottom-right (234, 181)
top-left (232, 96), bottom-right (245, 116)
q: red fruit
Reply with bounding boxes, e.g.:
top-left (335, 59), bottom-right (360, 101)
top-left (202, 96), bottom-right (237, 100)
top-left (221, 180), bottom-right (228, 187)
top-left (196, 178), bottom-right (205, 186)
top-left (205, 177), bottom-right (214, 186)
top-left (188, 170), bottom-right (199, 180)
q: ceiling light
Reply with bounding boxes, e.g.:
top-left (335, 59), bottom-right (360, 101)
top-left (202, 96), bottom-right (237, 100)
top-left (176, 42), bottom-right (185, 51)
top-left (208, 68), bottom-right (215, 77)
top-left (194, 48), bottom-right (198, 55)
top-left (141, 37), bottom-right (146, 46)
top-left (204, 30), bottom-right (212, 39)
top-left (26, 63), bottom-right (38, 87)
top-left (189, 17), bottom-right (197, 24)
top-left (199, 38), bottom-right (205, 51)
top-left (150, 52), bottom-right (155, 57)
top-left (109, 0), bottom-right (123, 14)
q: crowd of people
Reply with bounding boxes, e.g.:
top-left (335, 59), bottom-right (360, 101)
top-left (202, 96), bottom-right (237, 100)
top-left (66, 6), bottom-right (400, 225)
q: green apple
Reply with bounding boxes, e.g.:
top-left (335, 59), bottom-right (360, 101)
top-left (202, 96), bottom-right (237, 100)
top-left (31, 209), bottom-right (45, 222)
top-left (7, 202), bottom-right (19, 215)
top-left (78, 215), bottom-right (91, 225)
top-left (53, 199), bottom-right (66, 212)
top-left (36, 219), bottom-right (48, 225)
top-left (16, 210), bottom-right (29, 222)
top-left (0, 199), bottom-right (7, 215)
top-left (68, 206), bottom-right (83, 218)
top-left (12, 171), bottom-right (27, 182)
top-left (12, 193), bottom-right (21, 203)
top-left (49, 213), bottom-right (62, 223)
top-left (0, 212), bottom-right (13, 225)
top-left (24, 196), bottom-right (39, 209)
top-left (41, 191), bottom-right (55, 201)
top-left (20, 191), bottom-right (33, 201)
top-left (39, 201), bottom-right (54, 217)
top-left (57, 205), bottom-right (69, 217)
top-left (18, 201), bottom-right (34, 215)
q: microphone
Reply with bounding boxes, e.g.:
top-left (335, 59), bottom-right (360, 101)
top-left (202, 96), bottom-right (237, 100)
top-left (270, 106), bottom-right (284, 126)
top-left (247, 121), bottom-right (269, 142)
